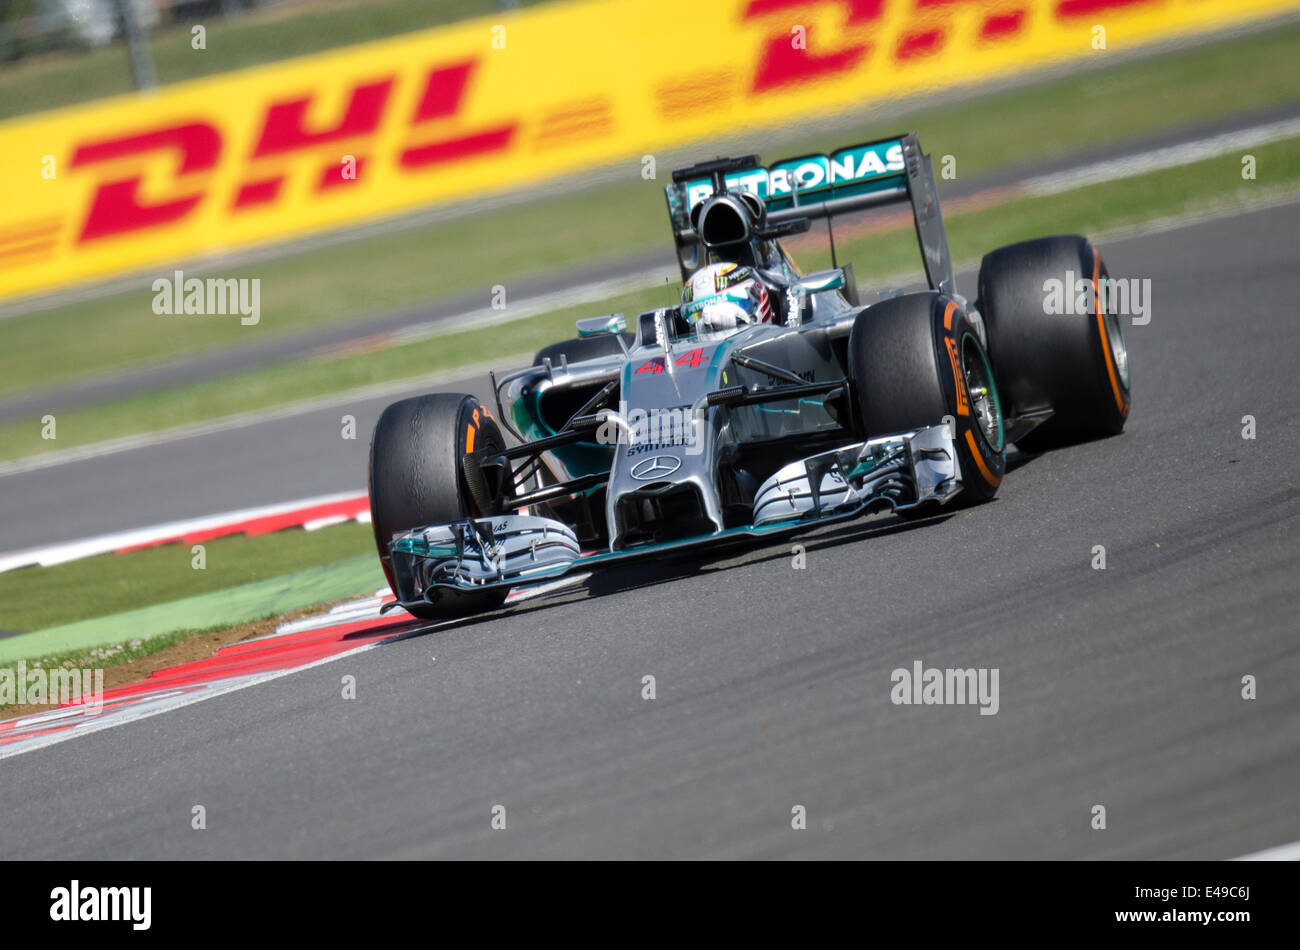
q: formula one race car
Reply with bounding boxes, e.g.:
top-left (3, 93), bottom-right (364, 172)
top-left (368, 133), bottom-right (1131, 618)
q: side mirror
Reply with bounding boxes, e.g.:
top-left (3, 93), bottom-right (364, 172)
top-left (791, 269), bottom-right (846, 293)
top-left (791, 264), bottom-right (860, 307)
top-left (576, 313), bottom-right (627, 337)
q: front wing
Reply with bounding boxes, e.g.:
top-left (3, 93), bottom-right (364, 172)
top-left (386, 424), bottom-right (961, 613)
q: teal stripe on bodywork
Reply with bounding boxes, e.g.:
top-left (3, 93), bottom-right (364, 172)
top-left (513, 377), bottom-right (613, 480)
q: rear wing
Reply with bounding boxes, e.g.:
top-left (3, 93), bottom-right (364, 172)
top-left (665, 132), bottom-right (954, 295)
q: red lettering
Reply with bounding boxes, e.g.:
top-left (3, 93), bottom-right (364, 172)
top-left (70, 123), bottom-right (220, 242)
top-left (400, 129), bottom-right (516, 168)
top-left (896, 28), bottom-right (943, 60)
top-left (235, 78), bottom-right (391, 208)
top-left (318, 158), bottom-right (365, 191)
top-left (899, 1), bottom-right (1030, 58)
top-left (411, 62), bottom-right (476, 122)
top-left (232, 177), bottom-right (282, 209)
top-left (1056, 0), bottom-right (1149, 16)
top-left (400, 60), bottom-right (517, 169)
top-left (744, 0), bottom-right (884, 93)
top-left (980, 10), bottom-right (1025, 40)
top-left (252, 79), bottom-right (393, 157)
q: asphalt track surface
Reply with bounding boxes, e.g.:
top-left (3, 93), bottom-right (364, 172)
top-left (0, 201), bottom-right (1297, 858)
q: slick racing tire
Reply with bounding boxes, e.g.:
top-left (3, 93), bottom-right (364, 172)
top-left (976, 235), bottom-right (1131, 451)
top-left (534, 333), bottom-right (634, 368)
top-left (848, 292), bottom-right (1005, 506)
top-left (368, 392), bottom-right (508, 620)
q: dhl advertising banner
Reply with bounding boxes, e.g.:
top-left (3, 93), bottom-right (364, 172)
top-left (1, 0), bottom-right (1295, 301)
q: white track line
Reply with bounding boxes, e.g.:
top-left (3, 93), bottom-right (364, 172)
top-left (0, 637), bottom-right (389, 760)
top-left (504, 573), bottom-right (591, 604)
top-left (329, 596), bottom-right (384, 615)
top-left (303, 514), bottom-right (351, 531)
top-left (1023, 116), bottom-right (1300, 196)
top-left (0, 354), bottom-right (530, 479)
top-left (1231, 839), bottom-right (1300, 861)
top-left (355, 270), bottom-right (674, 351)
top-left (0, 269), bottom-right (672, 481)
top-left (0, 489), bottom-right (366, 573)
top-left (262, 611), bottom-right (384, 638)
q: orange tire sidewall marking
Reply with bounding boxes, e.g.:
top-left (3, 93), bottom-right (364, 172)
top-left (964, 429), bottom-right (1002, 489)
top-left (1092, 247), bottom-right (1128, 417)
top-left (941, 301), bottom-right (969, 416)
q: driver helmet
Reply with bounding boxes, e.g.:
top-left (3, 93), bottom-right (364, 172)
top-left (681, 262), bottom-right (772, 339)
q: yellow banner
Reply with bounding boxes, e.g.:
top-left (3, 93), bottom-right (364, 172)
top-left (1, 0), bottom-right (1294, 301)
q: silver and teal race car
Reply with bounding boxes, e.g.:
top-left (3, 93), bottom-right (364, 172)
top-left (367, 133), bottom-right (1132, 619)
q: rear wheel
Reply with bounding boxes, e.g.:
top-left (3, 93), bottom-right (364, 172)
top-left (848, 292), bottom-right (1005, 506)
top-left (977, 235), bottom-right (1130, 450)
top-left (368, 392), bottom-right (508, 620)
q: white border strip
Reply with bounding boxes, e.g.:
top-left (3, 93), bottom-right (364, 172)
top-left (0, 489), bottom-right (367, 574)
top-left (1231, 839), bottom-right (1300, 861)
top-left (1023, 116), bottom-right (1300, 196)
top-left (0, 638), bottom-right (389, 760)
top-left (0, 354), bottom-right (529, 479)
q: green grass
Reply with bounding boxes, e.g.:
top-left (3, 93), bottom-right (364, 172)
top-left (0, 283), bottom-right (672, 460)
top-left (1, 624), bottom-right (231, 712)
top-left (0, 0), bottom-right (550, 121)
top-left (6, 22), bottom-right (1300, 401)
top-left (0, 621), bottom-right (263, 709)
top-left (0, 547), bottom-right (385, 708)
top-left (4, 625), bottom-right (217, 687)
top-left (5, 134), bottom-right (1298, 464)
top-left (0, 183), bottom-right (667, 400)
top-left (0, 519), bottom-right (373, 634)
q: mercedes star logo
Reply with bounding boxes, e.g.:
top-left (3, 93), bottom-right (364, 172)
top-left (630, 455), bottom-right (682, 480)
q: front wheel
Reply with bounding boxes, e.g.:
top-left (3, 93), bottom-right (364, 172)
top-left (848, 292), bottom-right (1005, 505)
top-left (368, 392), bottom-right (508, 620)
